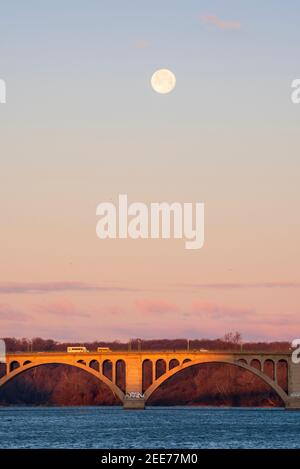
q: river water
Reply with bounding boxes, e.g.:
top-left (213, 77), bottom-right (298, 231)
top-left (0, 406), bottom-right (299, 449)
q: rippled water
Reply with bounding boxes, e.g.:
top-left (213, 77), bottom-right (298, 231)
top-left (0, 407), bottom-right (300, 449)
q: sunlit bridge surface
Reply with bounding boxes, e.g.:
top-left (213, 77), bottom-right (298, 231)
top-left (1, 350), bottom-right (300, 409)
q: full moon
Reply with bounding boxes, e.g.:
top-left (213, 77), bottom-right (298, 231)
top-left (151, 69), bottom-right (176, 94)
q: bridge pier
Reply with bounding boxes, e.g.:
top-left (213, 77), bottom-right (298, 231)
top-left (286, 361), bottom-right (300, 410)
top-left (286, 396), bottom-right (300, 410)
top-left (123, 355), bottom-right (145, 409)
top-left (123, 397), bottom-right (145, 410)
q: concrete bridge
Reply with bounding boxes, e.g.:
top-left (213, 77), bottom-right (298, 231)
top-left (1, 350), bottom-right (300, 409)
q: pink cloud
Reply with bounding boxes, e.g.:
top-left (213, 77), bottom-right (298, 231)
top-left (192, 300), bottom-right (254, 319)
top-left (135, 299), bottom-right (179, 314)
top-left (186, 282), bottom-right (300, 290)
top-left (100, 305), bottom-right (125, 315)
top-left (268, 311), bottom-right (300, 326)
top-left (0, 303), bottom-right (29, 321)
top-left (33, 300), bottom-right (90, 318)
top-left (0, 281), bottom-right (140, 294)
top-left (200, 14), bottom-right (241, 31)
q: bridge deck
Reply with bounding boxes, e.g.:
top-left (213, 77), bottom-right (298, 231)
top-left (6, 350), bottom-right (291, 359)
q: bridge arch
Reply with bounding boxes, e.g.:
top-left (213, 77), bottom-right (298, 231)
top-left (237, 358), bottom-right (248, 366)
top-left (277, 359), bottom-right (288, 392)
top-left (142, 359), bottom-right (153, 393)
top-left (155, 359), bottom-right (166, 379)
top-left (89, 359), bottom-right (100, 372)
top-left (182, 358), bottom-right (191, 364)
top-left (169, 359), bottom-right (180, 370)
top-left (0, 360), bottom-right (125, 403)
top-left (250, 359), bottom-right (261, 371)
top-left (103, 359), bottom-right (113, 380)
top-left (9, 361), bottom-right (20, 372)
top-left (116, 360), bottom-right (126, 393)
top-left (263, 359), bottom-right (275, 380)
top-left (144, 358), bottom-right (288, 404)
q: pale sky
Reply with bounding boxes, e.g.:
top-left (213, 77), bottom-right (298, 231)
top-left (0, 1), bottom-right (299, 341)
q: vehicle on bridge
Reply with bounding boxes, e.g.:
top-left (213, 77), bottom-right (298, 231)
top-left (67, 346), bottom-right (88, 353)
top-left (97, 347), bottom-right (111, 352)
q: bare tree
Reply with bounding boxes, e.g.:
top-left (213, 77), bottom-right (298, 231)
top-left (223, 332), bottom-right (242, 346)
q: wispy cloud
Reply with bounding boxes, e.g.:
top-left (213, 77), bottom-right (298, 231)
top-left (0, 303), bottom-right (30, 321)
top-left (135, 299), bottom-right (179, 314)
top-left (191, 300), bottom-right (254, 319)
top-left (200, 14), bottom-right (241, 31)
top-left (185, 282), bottom-right (300, 290)
top-left (33, 300), bottom-right (90, 318)
top-left (0, 281), bottom-right (140, 294)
